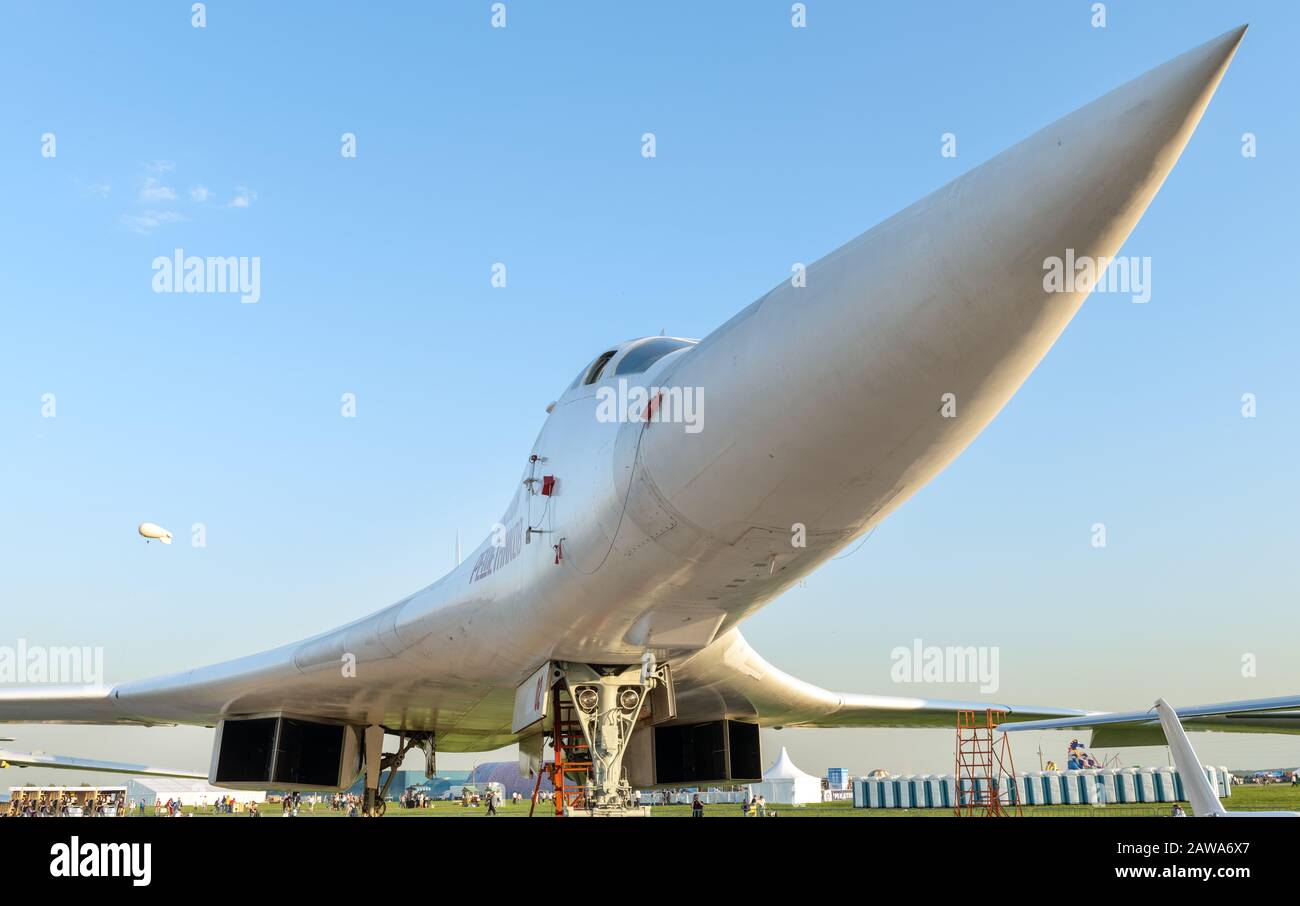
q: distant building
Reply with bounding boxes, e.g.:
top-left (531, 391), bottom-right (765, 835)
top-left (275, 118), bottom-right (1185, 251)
top-left (827, 767), bottom-right (848, 790)
top-left (467, 762), bottom-right (553, 799)
top-left (343, 769), bottom-right (470, 799)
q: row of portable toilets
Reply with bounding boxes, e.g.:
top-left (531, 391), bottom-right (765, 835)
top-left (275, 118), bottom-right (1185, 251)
top-left (852, 767), bottom-right (1232, 809)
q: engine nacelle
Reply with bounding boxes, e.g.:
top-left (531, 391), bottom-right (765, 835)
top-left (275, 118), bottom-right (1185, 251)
top-left (210, 714), bottom-right (361, 791)
top-left (625, 719), bottom-right (761, 788)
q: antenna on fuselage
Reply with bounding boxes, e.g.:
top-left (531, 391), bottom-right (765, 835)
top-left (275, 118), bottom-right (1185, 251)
top-left (456, 531), bottom-right (462, 566)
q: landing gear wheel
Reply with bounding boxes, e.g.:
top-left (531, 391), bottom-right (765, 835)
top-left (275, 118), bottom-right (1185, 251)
top-left (373, 800), bottom-right (387, 817)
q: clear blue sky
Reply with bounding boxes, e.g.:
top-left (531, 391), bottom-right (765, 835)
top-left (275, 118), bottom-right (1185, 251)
top-left (2, 2), bottom-right (1298, 781)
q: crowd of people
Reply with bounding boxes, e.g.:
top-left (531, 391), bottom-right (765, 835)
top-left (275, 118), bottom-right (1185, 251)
top-left (207, 794), bottom-right (260, 815)
top-left (399, 788), bottom-right (436, 809)
top-left (688, 793), bottom-right (771, 817)
top-left (3, 791), bottom-right (127, 817)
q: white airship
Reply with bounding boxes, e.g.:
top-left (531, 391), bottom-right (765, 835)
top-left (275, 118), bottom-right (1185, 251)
top-left (4, 27), bottom-right (1294, 818)
top-left (137, 522), bottom-right (173, 544)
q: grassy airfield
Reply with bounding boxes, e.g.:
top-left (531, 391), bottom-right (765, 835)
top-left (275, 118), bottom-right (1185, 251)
top-left (133, 785), bottom-right (1300, 818)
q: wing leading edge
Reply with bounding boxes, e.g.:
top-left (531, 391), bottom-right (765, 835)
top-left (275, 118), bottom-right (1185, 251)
top-left (669, 629), bottom-right (1092, 728)
top-left (0, 748), bottom-right (205, 780)
top-left (0, 685), bottom-right (141, 726)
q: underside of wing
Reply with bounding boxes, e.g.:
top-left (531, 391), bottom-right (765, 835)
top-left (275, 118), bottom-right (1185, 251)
top-left (0, 605), bottom-right (505, 747)
top-left (998, 695), bottom-right (1300, 747)
top-left (669, 629), bottom-right (1091, 728)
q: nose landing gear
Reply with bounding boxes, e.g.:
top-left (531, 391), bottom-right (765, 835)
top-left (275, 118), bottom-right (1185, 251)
top-left (555, 657), bottom-right (668, 816)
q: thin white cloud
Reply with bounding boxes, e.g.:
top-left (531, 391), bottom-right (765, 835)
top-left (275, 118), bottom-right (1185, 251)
top-left (114, 163), bottom-right (253, 231)
top-left (120, 210), bottom-right (185, 235)
top-left (139, 176), bottom-right (177, 202)
top-left (75, 179), bottom-right (112, 199)
top-left (226, 186), bottom-right (257, 209)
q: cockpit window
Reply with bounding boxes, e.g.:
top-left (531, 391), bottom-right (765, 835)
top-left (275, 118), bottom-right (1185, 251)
top-left (613, 338), bottom-right (692, 376)
top-left (568, 349), bottom-right (618, 390)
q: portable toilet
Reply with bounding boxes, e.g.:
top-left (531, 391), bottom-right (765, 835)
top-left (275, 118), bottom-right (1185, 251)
top-left (1133, 768), bottom-right (1155, 802)
top-left (926, 774), bottom-right (945, 808)
top-left (1097, 769), bottom-right (1118, 804)
top-left (1153, 767), bottom-right (1177, 802)
top-left (917, 775), bottom-right (935, 808)
top-left (905, 775), bottom-right (927, 808)
top-left (1021, 771), bottom-right (1041, 805)
top-left (878, 776), bottom-right (895, 808)
top-left (930, 769), bottom-right (951, 805)
top-left (895, 776), bottom-right (914, 808)
top-left (1074, 770), bottom-right (1096, 804)
top-left (1041, 771), bottom-right (1063, 804)
top-left (1022, 773), bottom-right (1040, 806)
top-left (1115, 768), bottom-right (1137, 803)
top-left (1218, 767), bottom-right (1232, 799)
top-left (939, 775), bottom-right (956, 809)
top-left (999, 775), bottom-right (1020, 806)
top-left (1061, 771), bottom-right (1081, 804)
top-left (852, 778), bottom-right (867, 808)
top-left (1078, 770), bottom-right (1101, 804)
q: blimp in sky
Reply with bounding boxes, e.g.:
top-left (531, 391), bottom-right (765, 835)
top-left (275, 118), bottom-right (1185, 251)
top-left (137, 522), bottom-right (173, 544)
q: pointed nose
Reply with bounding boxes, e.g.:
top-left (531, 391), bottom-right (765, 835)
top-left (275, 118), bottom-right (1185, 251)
top-left (634, 28), bottom-right (1246, 547)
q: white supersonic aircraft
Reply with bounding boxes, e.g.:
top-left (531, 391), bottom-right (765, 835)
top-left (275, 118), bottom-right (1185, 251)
top-left (4, 25), bottom-right (1294, 815)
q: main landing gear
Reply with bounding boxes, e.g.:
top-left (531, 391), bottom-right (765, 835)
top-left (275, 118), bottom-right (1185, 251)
top-left (361, 727), bottom-right (434, 817)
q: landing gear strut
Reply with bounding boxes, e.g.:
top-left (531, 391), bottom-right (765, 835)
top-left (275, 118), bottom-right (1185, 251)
top-left (361, 726), bottom-right (434, 817)
top-left (556, 655), bottom-right (666, 815)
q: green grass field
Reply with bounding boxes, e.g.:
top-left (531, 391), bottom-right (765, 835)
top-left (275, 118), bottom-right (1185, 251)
top-left (123, 785), bottom-right (1300, 818)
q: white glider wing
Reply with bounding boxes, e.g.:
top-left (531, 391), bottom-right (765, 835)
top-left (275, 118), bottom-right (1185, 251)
top-left (1153, 697), bottom-right (1229, 817)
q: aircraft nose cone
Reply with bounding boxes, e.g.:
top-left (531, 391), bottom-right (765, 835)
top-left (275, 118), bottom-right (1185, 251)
top-left (635, 28), bottom-right (1246, 547)
top-left (1042, 24), bottom-right (1245, 222)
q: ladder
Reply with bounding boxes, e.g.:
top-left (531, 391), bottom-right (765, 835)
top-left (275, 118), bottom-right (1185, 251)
top-left (529, 685), bottom-right (592, 816)
top-left (954, 708), bottom-right (1021, 817)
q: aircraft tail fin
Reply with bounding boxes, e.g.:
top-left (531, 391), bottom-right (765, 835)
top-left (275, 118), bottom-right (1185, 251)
top-left (1155, 697), bottom-right (1226, 817)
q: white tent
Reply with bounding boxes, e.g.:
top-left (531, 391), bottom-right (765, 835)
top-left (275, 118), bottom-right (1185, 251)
top-left (125, 777), bottom-right (266, 810)
top-left (749, 747), bottom-right (823, 806)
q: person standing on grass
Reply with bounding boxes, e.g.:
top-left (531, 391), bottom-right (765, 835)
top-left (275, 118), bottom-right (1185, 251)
top-left (691, 793), bottom-right (704, 818)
